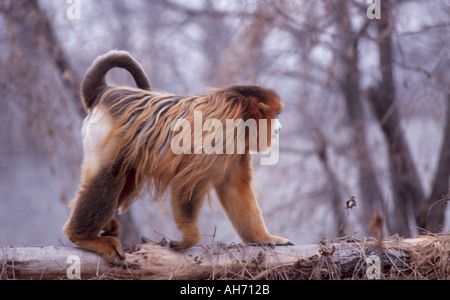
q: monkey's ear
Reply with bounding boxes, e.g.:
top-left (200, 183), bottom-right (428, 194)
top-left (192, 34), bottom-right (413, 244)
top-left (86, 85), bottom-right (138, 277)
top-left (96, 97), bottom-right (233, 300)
top-left (257, 102), bottom-right (269, 112)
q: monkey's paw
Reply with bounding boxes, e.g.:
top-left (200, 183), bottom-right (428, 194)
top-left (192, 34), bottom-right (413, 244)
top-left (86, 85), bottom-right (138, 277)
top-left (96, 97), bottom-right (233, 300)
top-left (93, 236), bottom-right (126, 265)
top-left (169, 239), bottom-right (197, 250)
top-left (260, 236), bottom-right (294, 248)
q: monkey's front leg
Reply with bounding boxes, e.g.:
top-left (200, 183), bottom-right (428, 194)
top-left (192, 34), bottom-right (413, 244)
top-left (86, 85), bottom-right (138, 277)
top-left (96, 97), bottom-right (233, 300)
top-left (214, 159), bottom-right (293, 247)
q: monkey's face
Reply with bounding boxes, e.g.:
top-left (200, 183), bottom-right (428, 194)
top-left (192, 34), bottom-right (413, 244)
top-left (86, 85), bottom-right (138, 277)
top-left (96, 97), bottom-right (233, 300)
top-left (272, 116), bottom-right (282, 138)
top-left (255, 115), bottom-right (282, 153)
top-left (256, 90), bottom-right (283, 153)
top-left (218, 85), bottom-right (284, 154)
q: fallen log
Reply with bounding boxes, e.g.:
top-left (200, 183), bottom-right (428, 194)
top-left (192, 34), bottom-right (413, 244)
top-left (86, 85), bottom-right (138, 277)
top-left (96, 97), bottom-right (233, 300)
top-left (1, 235), bottom-right (450, 280)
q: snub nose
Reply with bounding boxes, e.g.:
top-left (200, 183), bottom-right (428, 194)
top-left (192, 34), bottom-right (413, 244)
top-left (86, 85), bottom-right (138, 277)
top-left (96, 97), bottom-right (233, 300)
top-left (274, 122), bottom-right (282, 135)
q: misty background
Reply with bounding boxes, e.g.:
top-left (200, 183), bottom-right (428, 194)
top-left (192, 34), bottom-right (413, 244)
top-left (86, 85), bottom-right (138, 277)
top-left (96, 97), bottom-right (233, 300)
top-left (0, 0), bottom-right (449, 248)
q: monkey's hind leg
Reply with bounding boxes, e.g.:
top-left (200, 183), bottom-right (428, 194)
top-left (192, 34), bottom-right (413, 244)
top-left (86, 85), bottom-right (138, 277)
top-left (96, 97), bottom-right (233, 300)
top-left (100, 169), bottom-right (139, 239)
top-left (63, 164), bottom-right (127, 265)
top-left (169, 183), bottom-right (209, 250)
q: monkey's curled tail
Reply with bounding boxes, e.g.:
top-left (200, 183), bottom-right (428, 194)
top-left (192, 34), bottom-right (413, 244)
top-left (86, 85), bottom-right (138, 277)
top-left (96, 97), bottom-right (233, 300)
top-left (81, 50), bottom-right (151, 110)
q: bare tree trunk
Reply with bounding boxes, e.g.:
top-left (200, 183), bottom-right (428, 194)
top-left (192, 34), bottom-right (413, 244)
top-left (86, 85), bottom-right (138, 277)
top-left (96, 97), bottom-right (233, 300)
top-left (3, 235), bottom-right (450, 280)
top-left (0, 0), bottom-right (83, 160)
top-left (218, 2), bottom-right (271, 85)
top-left (332, 1), bottom-right (385, 232)
top-left (198, 1), bottom-right (232, 86)
top-left (0, 0), bottom-right (84, 117)
top-left (425, 94), bottom-right (450, 231)
top-left (315, 130), bottom-right (346, 236)
top-left (367, 0), bottom-right (426, 236)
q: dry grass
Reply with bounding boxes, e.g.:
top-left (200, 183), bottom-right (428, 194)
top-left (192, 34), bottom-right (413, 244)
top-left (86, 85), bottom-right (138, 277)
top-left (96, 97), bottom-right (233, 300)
top-left (202, 234), bottom-right (450, 280)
